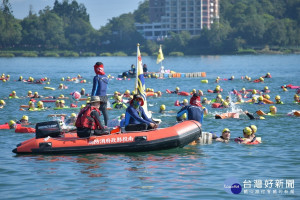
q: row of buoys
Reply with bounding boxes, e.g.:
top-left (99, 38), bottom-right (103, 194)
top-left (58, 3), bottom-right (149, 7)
top-left (154, 72), bottom-right (206, 78)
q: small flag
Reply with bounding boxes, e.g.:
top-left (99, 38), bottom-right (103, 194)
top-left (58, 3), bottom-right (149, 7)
top-left (156, 45), bottom-right (164, 64)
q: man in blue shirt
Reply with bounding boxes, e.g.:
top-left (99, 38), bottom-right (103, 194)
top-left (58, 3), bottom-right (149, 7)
top-left (91, 62), bottom-right (109, 126)
top-left (125, 95), bottom-right (158, 131)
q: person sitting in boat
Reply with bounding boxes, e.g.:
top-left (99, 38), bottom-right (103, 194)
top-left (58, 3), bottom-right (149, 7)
top-left (124, 94), bottom-right (158, 131)
top-left (294, 94), bottom-right (300, 103)
top-left (16, 115), bottom-right (30, 125)
top-left (75, 96), bottom-right (109, 138)
top-left (9, 91), bottom-right (19, 99)
top-left (177, 94), bottom-right (204, 124)
top-left (119, 113), bottom-right (125, 127)
top-left (215, 128), bottom-right (231, 143)
top-left (235, 127), bottom-right (261, 144)
top-left (32, 92), bottom-right (42, 98)
top-left (262, 86), bottom-right (270, 93)
top-left (65, 113), bottom-right (77, 126)
top-left (275, 95), bottom-right (284, 104)
top-left (0, 100), bottom-right (6, 109)
top-left (143, 64), bottom-right (148, 74)
top-left (129, 64), bottom-right (136, 75)
top-left (112, 96), bottom-right (127, 109)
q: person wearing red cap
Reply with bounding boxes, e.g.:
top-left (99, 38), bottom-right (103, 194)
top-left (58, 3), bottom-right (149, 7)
top-left (91, 62), bottom-right (109, 126)
top-left (124, 95), bottom-right (158, 131)
top-left (177, 94), bottom-right (204, 124)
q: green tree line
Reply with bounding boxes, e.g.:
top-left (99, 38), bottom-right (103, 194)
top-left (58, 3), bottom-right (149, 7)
top-left (0, 0), bottom-right (299, 55)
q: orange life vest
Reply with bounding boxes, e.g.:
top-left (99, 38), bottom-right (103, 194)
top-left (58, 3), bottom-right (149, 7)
top-left (75, 106), bottom-right (100, 130)
top-left (15, 126), bottom-right (36, 133)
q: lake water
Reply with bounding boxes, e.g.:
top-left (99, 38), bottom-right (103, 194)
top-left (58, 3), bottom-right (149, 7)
top-left (0, 55), bottom-right (299, 199)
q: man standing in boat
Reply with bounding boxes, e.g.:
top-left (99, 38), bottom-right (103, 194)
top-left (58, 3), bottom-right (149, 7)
top-left (124, 95), bottom-right (158, 131)
top-left (75, 96), bottom-right (109, 138)
top-left (91, 62), bottom-right (109, 126)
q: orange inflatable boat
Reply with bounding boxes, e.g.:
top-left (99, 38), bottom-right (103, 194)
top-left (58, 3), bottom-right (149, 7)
top-left (13, 120), bottom-right (201, 154)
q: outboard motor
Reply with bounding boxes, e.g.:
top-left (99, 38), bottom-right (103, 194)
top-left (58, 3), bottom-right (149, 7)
top-left (35, 120), bottom-right (62, 139)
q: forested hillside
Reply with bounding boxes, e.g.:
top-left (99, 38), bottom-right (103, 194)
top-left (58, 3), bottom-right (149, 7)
top-left (0, 0), bottom-right (299, 56)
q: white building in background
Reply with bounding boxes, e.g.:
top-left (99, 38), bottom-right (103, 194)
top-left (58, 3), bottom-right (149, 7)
top-left (135, 0), bottom-right (219, 40)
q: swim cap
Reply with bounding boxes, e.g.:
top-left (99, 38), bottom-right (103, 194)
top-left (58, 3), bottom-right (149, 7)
top-left (83, 80), bottom-right (86, 83)
top-left (81, 104), bottom-right (86, 109)
top-left (176, 87), bottom-right (180, 91)
top-left (125, 90), bottom-right (130, 94)
top-left (0, 100), bottom-right (5, 104)
top-left (226, 96), bottom-right (230, 99)
top-left (242, 88), bottom-right (246, 91)
top-left (157, 91), bottom-right (162, 95)
top-left (259, 77), bottom-right (264, 81)
top-left (61, 77), bottom-right (65, 81)
top-left (192, 89), bottom-right (196, 93)
top-left (60, 94), bottom-right (64, 98)
top-left (28, 101), bottom-right (34, 105)
top-left (55, 100), bottom-right (60, 103)
top-left (120, 113), bottom-right (125, 118)
top-left (9, 120), bottom-right (16, 126)
top-left (264, 86), bottom-right (268, 90)
top-left (265, 94), bottom-right (270, 100)
top-left (81, 88), bottom-right (85, 91)
top-left (182, 113), bottom-right (187, 119)
top-left (252, 96), bottom-right (257, 100)
top-left (252, 89), bottom-right (257, 94)
top-left (60, 100), bottom-right (65, 104)
top-left (267, 72), bottom-right (270, 75)
top-left (275, 95), bottom-right (280, 100)
top-left (59, 83), bottom-right (63, 87)
top-left (250, 125), bottom-right (257, 133)
top-left (222, 101), bottom-right (228, 106)
top-left (222, 128), bottom-right (230, 133)
top-left (259, 116), bottom-right (265, 119)
top-left (270, 105), bottom-right (276, 110)
top-left (217, 94), bottom-right (222, 99)
top-left (22, 115), bottom-right (29, 121)
top-left (114, 91), bottom-right (119, 95)
top-left (34, 92), bottom-right (38, 95)
top-left (12, 91), bottom-right (16, 94)
top-left (203, 97), bottom-right (207, 101)
top-left (28, 91), bottom-right (32, 94)
top-left (243, 127), bottom-right (252, 136)
top-left (37, 101), bottom-right (43, 106)
top-left (216, 87), bottom-right (220, 91)
top-left (131, 91), bottom-right (136, 95)
top-left (160, 104), bottom-right (166, 111)
top-left (183, 99), bottom-right (188, 104)
top-left (258, 96), bottom-right (264, 101)
top-left (117, 96), bottom-right (122, 101)
top-left (71, 113), bottom-right (76, 118)
top-left (295, 94), bottom-right (299, 97)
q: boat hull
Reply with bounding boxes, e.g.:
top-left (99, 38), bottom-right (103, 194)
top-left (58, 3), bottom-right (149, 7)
top-left (13, 120), bottom-right (201, 154)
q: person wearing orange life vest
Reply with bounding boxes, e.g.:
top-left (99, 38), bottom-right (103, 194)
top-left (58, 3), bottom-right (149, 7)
top-left (75, 96), bottom-right (109, 138)
top-left (8, 120), bottom-right (35, 133)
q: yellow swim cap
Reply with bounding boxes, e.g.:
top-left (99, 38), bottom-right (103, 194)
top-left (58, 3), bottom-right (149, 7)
top-left (243, 127), bottom-right (252, 135)
top-left (0, 100), bottom-right (5, 104)
top-left (222, 128), bottom-right (230, 133)
top-left (60, 100), bottom-right (65, 104)
top-left (114, 91), bottom-right (119, 95)
top-left (183, 99), bottom-right (188, 104)
top-left (157, 91), bottom-right (162, 95)
top-left (34, 92), bottom-right (38, 95)
top-left (61, 77), bottom-right (65, 81)
top-left (252, 96), bottom-right (257, 100)
top-left (160, 104), bottom-right (166, 111)
top-left (176, 87), bottom-right (180, 90)
top-left (264, 86), bottom-right (268, 90)
top-left (125, 90), bottom-right (130, 94)
top-left (12, 91), bottom-right (16, 94)
top-left (203, 97), bottom-right (207, 101)
top-left (59, 83), bottom-right (63, 87)
top-left (131, 91), bottom-right (136, 95)
top-left (37, 101), bottom-right (43, 106)
top-left (217, 94), bottom-right (222, 99)
top-left (7, 74), bottom-right (10, 77)
top-left (250, 125), bottom-right (257, 133)
top-left (270, 105), bottom-right (276, 110)
top-left (28, 101), bottom-right (34, 105)
top-left (81, 104), bottom-right (86, 109)
top-left (242, 88), bottom-right (246, 91)
top-left (81, 88), bottom-right (85, 91)
top-left (9, 120), bottom-right (16, 126)
top-left (222, 101), bottom-right (228, 106)
top-left (252, 89), bottom-right (257, 94)
top-left (182, 113), bottom-right (187, 119)
top-left (22, 115), bottom-right (29, 121)
top-left (60, 94), bottom-right (64, 98)
top-left (120, 113), bottom-right (125, 118)
top-left (83, 80), bottom-right (86, 83)
top-left (117, 96), bottom-right (122, 101)
top-left (55, 100), bottom-right (60, 103)
top-left (258, 96), bottom-right (264, 101)
top-left (28, 91), bottom-right (32, 94)
top-left (71, 113), bottom-right (76, 118)
top-left (275, 95), bottom-right (280, 100)
top-left (265, 95), bottom-right (270, 100)
top-left (3, 79), bottom-right (6, 82)
top-left (259, 116), bottom-right (265, 120)
top-left (294, 94), bottom-right (299, 97)
top-left (192, 89), bottom-right (196, 93)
